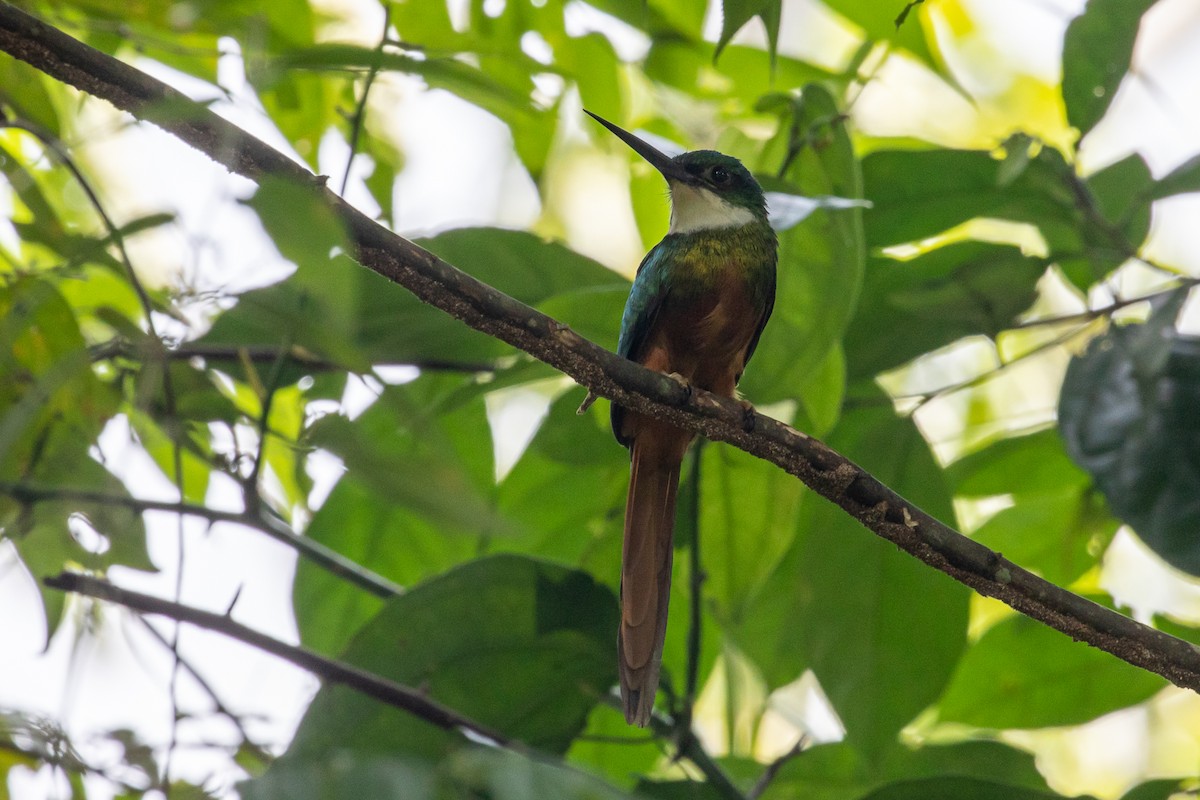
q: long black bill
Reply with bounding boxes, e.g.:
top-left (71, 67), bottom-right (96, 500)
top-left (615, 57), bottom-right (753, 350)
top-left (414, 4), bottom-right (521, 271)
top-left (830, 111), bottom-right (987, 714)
top-left (584, 110), bottom-right (688, 182)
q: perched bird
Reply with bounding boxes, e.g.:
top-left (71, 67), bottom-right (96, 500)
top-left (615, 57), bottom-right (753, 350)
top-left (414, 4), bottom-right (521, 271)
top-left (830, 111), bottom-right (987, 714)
top-left (586, 111), bottom-right (778, 726)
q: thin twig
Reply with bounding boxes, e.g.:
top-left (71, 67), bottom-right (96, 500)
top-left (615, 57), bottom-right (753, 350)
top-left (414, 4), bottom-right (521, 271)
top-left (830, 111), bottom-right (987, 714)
top-left (747, 736), bottom-right (807, 800)
top-left (135, 615), bottom-right (265, 753)
top-left (44, 572), bottom-right (511, 747)
top-left (602, 693), bottom-right (746, 800)
top-left (340, 6), bottom-right (389, 197)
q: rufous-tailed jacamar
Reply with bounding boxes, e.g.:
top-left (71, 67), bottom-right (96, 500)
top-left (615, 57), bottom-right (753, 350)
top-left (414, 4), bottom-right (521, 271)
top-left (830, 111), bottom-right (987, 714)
top-left (586, 111), bottom-right (778, 726)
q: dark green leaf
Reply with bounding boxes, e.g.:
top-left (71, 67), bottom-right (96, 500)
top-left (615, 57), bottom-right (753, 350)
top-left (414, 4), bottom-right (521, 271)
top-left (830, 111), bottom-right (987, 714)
top-left (948, 429), bottom-right (1089, 496)
top-left (1145, 152), bottom-right (1200, 202)
top-left (971, 487), bottom-right (1117, 585)
top-left (762, 738), bottom-right (1055, 799)
top-left (1059, 288), bottom-right (1200, 574)
top-left (1062, 0), bottom-right (1160, 136)
top-left (845, 242), bottom-right (1045, 379)
top-left (861, 148), bottom-right (1076, 249)
top-left (716, 0), bottom-right (780, 61)
top-left (859, 777), bottom-right (1069, 800)
top-left (201, 226), bottom-right (622, 376)
top-left (742, 84), bottom-right (863, 416)
top-left (1120, 780), bottom-right (1188, 800)
top-left (822, 0), bottom-right (941, 76)
top-left (645, 41), bottom-right (834, 108)
top-left (737, 395), bottom-right (968, 757)
top-left (937, 612), bottom-right (1165, 728)
top-left (281, 555), bottom-right (617, 760)
top-left (245, 747), bottom-right (633, 800)
top-left (1086, 153), bottom-right (1153, 248)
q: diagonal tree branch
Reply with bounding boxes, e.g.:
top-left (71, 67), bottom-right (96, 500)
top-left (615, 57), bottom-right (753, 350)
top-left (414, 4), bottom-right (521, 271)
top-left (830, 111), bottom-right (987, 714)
top-left (43, 572), bottom-right (511, 746)
top-left (4, 0), bottom-right (1200, 703)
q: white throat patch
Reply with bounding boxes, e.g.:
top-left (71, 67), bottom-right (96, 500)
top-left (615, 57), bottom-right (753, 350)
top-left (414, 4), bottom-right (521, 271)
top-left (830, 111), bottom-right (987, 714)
top-left (668, 183), bottom-right (757, 234)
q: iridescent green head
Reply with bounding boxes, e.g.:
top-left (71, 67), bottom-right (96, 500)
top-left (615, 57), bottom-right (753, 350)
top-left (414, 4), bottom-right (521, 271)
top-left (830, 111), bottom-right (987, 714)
top-left (585, 110), bottom-right (768, 234)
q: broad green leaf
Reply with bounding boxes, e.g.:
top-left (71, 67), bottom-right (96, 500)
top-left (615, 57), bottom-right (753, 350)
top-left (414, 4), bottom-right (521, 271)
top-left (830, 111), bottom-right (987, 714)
top-left (822, 0), bottom-right (942, 76)
top-left (1120, 781), bottom-right (1189, 800)
top-left (859, 777), bottom-right (1069, 800)
top-left (127, 409), bottom-right (213, 504)
top-left (861, 148), bottom-right (1077, 250)
top-left (1145, 152), bottom-right (1200, 202)
top-left (1059, 288), bottom-right (1200, 574)
top-left (937, 612), bottom-right (1165, 728)
top-left (306, 380), bottom-right (501, 540)
top-left (583, 0), bottom-right (707, 40)
top-left (266, 44), bottom-right (538, 123)
top-left (280, 555), bottom-right (617, 761)
top-left (761, 738), bottom-right (1055, 799)
top-left (1061, 0), bottom-right (1160, 136)
top-left (636, 778), bottom-right (726, 799)
top-left (294, 373), bottom-right (498, 654)
top-left (245, 747), bottom-right (633, 800)
top-left (949, 430), bottom-right (1116, 584)
top-left (567, 702), bottom-right (662, 791)
top-left (845, 242), bottom-right (1046, 380)
top-left (716, 0), bottom-right (780, 62)
top-left (948, 429), bottom-right (1089, 496)
top-left (0, 278), bottom-right (132, 628)
top-left (971, 487), bottom-right (1117, 585)
top-left (495, 393), bottom-right (627, 563)
top-left (645, 41), bottom-right (834, 108)
top-left (1085, 152), bottom-right (1153, 251)
top-left (701, 443), bottom-right (805, 623)
top-left (742, 84), bottom-right (864, 411)
top-left (0, 58), bottom-right (62, 135)
top-left (201, 226), bottom-right (622, 376)
top-left (738, 395), bottom-right (968, 757)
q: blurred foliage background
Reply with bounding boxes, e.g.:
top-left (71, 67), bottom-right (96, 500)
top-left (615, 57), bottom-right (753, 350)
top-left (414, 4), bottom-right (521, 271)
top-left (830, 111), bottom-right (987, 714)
top-left (2, 0), bottom-right (1200, 798)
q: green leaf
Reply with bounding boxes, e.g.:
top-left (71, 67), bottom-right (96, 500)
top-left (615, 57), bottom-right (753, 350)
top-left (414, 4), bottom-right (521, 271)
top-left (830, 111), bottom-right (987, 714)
top-left (201, 226), bottom-right (622, 376)
top-left (822, 0), bottom-right (942, 77)
top-left (306, 378), bottom-right (502, 540)
top-left (861, 148), bottom-right (1076, 249)
top-left (1085, 152), bottom-right (1153, 249)
top-left (294, 374), bottom-right (498, 654)
top-left (949, 430), bottom-right (1116, 585)
top-left (1058, 288), bottom-right (1200, 574)
top-left (716, 0), bottom-right (780, 61)
top-left (761, 738), bottom-right (1056, 799)
top-left (245, 747), bottom-right (633, 800)
top-left (280, 555), bottom-right (617, 761)
top-left (971, 487), bottom-right (1117, 585)
top-left (742, 85), bottom-right (864, 411)
top-left (859, 777), bottom-right (1069, 800)
top-left (645, 41), bottom-right (835, 108)
top-left (1061, 0), bottom-right (1160, 136)
top-left (937, 612), bottom-right (1165, 728)
top-left (267, 44), bottom-right (538, 124)
top-left (845, 242), bottom-right (1045, 380)
top-left (701, 443), bottom-right (805, 623)
top-left (738, 395), bottom-right (968, 757)
top-left (1145, 152), bottom-right (1200, 202)
top-left (948, 429), bottom-right (1089, 496)
top-left (1120, 780), bottom-right (1188, 800)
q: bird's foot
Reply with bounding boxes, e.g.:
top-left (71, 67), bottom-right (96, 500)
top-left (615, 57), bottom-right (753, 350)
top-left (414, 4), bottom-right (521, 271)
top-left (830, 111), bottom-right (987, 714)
top-left (737, 399), bottom-right (757, 432)
top-left (665, 372), bottom-right (692, 402)
top-left (577, 390), bottom-right (599, 415)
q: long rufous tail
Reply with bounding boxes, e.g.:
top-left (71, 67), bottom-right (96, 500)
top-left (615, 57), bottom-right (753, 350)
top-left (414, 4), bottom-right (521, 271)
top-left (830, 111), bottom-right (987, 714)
top-left (619, 428), bottom-right (687, 726)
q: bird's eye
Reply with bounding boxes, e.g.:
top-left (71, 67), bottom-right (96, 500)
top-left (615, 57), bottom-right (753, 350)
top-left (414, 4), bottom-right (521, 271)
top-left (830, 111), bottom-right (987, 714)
top-left (711, 167), bottom-right (730, 185)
